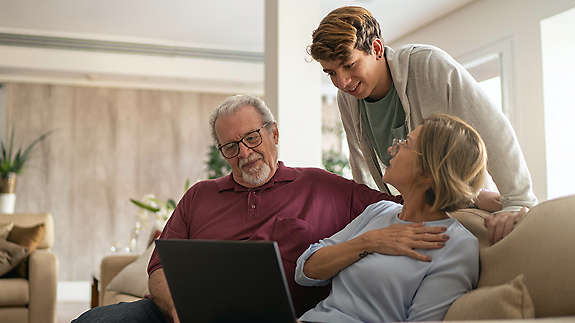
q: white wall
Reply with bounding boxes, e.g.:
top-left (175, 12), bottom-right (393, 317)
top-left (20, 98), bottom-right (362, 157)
top-left (390, 0), bottom-right (575, 201)
top-left (265, 0), bottom-right (322, 168)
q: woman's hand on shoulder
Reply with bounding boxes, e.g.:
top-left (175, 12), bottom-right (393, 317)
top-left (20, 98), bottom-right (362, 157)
top-left (363, 223), bottom-right (449, 262)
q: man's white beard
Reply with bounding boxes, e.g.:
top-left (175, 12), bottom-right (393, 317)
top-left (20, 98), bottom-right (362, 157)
top-left (238, 153), bottom-right (271, 186)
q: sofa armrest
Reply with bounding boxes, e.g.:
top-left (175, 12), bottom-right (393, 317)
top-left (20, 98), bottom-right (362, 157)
top-left (29, 249), bottom-right (58, 323)
top-left (100, 254), bottom-right (139, 294)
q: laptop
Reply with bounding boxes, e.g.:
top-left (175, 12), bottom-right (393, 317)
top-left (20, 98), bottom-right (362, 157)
top-left (155, 239), bottom-right (297, 323)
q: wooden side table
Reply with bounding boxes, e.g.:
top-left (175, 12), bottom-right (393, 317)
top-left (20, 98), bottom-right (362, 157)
top-left (90, 275), bottom-right (99, 308)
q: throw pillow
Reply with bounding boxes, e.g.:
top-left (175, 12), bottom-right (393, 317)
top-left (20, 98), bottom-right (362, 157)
top-left (106, 244), bottom-right (155, 298)
top-left (0, 222), bottom-right (14, 240)
top-left (444, 274), bottom-right (535, 320)
top-left (7, 223), bottom-right (46, 277)
top-left (0, 239), bottom-right (29, 276)
top-left (7, 223), bottom-right (46, 252)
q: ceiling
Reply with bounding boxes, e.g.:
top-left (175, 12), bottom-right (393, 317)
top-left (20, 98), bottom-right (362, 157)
top-left (0, 0), bottom-right (476, 93)
top-left (0, 0), bottom-right (475, 52)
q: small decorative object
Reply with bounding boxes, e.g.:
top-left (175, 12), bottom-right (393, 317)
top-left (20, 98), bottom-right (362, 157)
top-left (206, 145), bottom-right (231, 179)
top-left (127, 179), bottom-right (191, 252)
top-left (0, 129), bottom-right (52, 213)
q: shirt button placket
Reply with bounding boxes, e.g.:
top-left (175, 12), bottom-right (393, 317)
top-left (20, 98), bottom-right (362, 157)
top-left (248, 191), bottom-right (256, 217)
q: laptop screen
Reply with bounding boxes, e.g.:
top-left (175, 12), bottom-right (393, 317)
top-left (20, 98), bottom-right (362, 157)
top-left (155, 239), bottom-right (296, 323)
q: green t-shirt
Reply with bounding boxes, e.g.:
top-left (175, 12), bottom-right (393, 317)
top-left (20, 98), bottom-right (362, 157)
top-left (360, 83), bottom-right (407, 166)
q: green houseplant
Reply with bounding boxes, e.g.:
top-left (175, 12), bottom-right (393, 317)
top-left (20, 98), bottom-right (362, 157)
top-left (322, 149), bottom-right (350, 176)
top-left (206, 144), bottom-right (231, 179)
top-left (0, 129), bottom-right (52, 213)
top-left (127, 179), bottom-right (191, 251)
top-left (0, 129), bottom-right (52, 191)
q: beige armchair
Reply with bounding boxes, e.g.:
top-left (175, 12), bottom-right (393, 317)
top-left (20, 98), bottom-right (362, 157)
top-left (0, 213), bottom-right (57, 323)
top-left (99, 253), bottom-right (141, 306)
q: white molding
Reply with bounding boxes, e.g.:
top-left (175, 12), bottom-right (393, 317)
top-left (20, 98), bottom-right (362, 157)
top-left (0, 73), bottom-right (263, 95)
top-left (0, 32), bottom-right (263, 63)
top-left (58, 281), bottom-right (90, 302)
top-left (0, 44), bottom-right (264, 93)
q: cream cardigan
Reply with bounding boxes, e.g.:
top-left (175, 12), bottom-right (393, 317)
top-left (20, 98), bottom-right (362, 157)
top-left (337, 44), bottom-right (536, 211)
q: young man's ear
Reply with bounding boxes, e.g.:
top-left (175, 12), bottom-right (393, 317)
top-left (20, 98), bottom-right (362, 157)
top-left (372, 38), bottom-right (384, 58)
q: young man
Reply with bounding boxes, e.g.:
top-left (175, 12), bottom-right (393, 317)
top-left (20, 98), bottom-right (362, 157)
top-left (73, 95), bottom-right (449, 323)
top-left (309, 6), bottom-right (537, 244)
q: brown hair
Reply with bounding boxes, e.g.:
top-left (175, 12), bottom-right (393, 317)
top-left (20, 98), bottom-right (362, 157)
top-left (309, 6), bottom-right (382, 62)
top-left (417, 114), bottom-right (487, 212)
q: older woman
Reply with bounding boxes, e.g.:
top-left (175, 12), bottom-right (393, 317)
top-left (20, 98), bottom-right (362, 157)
top-left (295, 114), bottom-right (486, 323)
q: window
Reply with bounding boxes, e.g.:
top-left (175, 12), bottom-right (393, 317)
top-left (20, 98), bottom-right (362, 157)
top-left (459, 40), bottom-right (514, 192)
top-left (541, 7), bottom-right (575, 199)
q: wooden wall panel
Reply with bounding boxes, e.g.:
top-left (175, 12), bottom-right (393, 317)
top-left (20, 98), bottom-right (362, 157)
top-left (4, 83), bottom-right (232, 280)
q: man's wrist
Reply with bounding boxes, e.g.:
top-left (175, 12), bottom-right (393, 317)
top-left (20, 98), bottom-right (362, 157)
top-left (494, 206), bottom-right (528, 214)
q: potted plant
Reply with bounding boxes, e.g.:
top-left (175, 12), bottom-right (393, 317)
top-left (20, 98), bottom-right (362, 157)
top-left (127, 179), bottom-right (191, 251)
top-left (0, 129), bottom-right (52, 213)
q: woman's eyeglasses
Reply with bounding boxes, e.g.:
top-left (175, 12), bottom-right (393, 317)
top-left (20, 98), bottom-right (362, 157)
top-left (389, 138), bottom-right (421, 157)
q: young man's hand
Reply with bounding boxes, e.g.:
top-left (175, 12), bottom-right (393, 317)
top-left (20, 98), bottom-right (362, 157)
top-left (484, 207), bottom-right (527, 245)
top-left (474, 190), bottom-right (503, 212)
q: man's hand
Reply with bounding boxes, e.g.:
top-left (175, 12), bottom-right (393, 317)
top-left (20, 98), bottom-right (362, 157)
top-left (474, 190), bottom-right (503, 212)
top-left (484, 207), bottom-right (527, 245)
top-left (364, 223), bottom-right (449, 261)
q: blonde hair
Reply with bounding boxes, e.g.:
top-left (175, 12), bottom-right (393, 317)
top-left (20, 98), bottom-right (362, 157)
top-left (417, 114), bottom-right (487, 212)
top-left (309, 6), bottom-right (382, 62)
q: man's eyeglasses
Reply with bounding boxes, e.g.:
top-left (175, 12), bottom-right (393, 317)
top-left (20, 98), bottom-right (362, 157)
top-left (389, 138), bottom-right (421, 157)
top-left (218, 122), bottom-right (272, 159)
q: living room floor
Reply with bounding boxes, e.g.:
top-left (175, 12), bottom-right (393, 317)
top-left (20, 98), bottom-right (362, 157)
top-left (58, 301), bottom-right (90, 323)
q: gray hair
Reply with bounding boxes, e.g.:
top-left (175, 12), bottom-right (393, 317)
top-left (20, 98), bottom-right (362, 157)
top-left (209, 95), bottom-right (276, 144)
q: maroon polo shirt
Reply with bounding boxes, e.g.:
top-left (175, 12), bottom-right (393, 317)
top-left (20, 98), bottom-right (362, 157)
top-left (148, 161), bottom-right (400, 316)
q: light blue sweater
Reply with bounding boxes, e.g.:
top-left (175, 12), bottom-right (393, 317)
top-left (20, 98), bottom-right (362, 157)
top-left (295, 200), bottom-right (479, 323)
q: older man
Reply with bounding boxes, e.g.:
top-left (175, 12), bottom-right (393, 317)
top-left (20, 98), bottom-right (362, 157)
top-left (74, 95), bottom-right (450, 323)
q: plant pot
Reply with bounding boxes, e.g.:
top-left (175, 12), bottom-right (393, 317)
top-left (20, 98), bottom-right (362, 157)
top-left (1, 172), bottom-right (16, 193)
top-left (0, 173), bottom-right (16, 213)
top-left (0, 193), bottom-right (16, 213)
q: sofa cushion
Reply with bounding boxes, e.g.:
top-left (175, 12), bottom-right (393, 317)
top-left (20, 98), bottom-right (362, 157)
top-left (7, 223), bottom-right (46, 278)
top-left (0, 240), bottom-right (29, 276)
top-left (449, 208), bottom-right (490, 248)
top-left (0, 213), bottom-right (54, 249)
top-left (478, 195), bottom-right (575, 317)
top-left (102, 290), bottom-right (142, 306)
top-left (445, 274), bottom-right (534, 320)
top-left (106, 244), bottom-right (154, 298)
top-left (0, 278), bottom-right (30, 306)
top-left (0, 307), bottom-right (28, 323)
top-left (7, 223), bottom-right (46, 253)
top-left (0, 222), bottom-right (14, 240)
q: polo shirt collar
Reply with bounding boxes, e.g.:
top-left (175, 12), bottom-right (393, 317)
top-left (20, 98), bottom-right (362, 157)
top-left (214, 161), bottom-right (296, 192)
